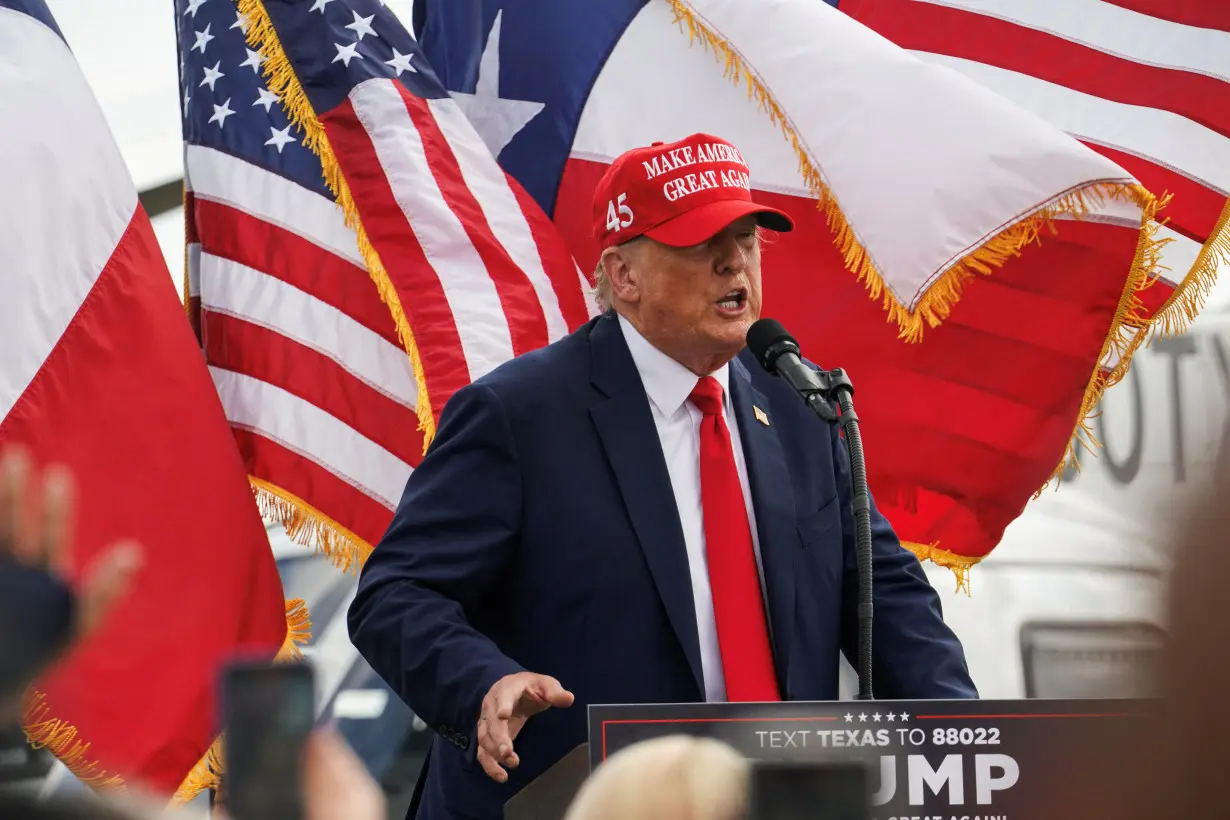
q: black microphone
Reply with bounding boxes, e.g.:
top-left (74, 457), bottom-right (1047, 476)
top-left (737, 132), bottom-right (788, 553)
top-left (746, 318), bottom-right (874, 701)
top-left (746, 319), bottom-right (836, 421)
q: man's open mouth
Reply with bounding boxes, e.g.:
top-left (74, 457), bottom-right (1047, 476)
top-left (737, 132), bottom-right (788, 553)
top-left (716, 288), bottom-right (747, 311)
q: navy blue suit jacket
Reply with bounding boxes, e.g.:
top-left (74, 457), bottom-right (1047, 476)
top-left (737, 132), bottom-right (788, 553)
top-left (348, 313), bottom-right (976, 820)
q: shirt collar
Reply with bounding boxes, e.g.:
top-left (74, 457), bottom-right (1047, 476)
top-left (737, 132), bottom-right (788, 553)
top-left (617, 313), bottom-right (731, 417)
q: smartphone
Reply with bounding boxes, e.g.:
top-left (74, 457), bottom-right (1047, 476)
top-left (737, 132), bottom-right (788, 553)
top-left (746, 760), bottom-right (872, 820)
top-left (220, 659), bottom-right (316, 820)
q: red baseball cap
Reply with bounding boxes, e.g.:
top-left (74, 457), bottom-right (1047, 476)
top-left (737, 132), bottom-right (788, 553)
top-left (592, 133), bottom-right (794, 251)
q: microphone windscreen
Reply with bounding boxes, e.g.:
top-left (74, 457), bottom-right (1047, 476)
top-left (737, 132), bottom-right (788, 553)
top-left (746, 318), bottom-right (797, 370)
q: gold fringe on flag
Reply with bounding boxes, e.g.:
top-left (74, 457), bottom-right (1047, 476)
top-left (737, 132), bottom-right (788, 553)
top-left (664, 0), bottom-right (1220, 586)
top-left (236, 0), bottom-right (436, 450)
top-left (1037, 195), bottom-right (1227, 490)
top-left (1136, 196), bottom-right (1229, 342)
top-left (901, 541), bottom-right (973, 595)
top-left (20, 599), bottom-right (310, 803)
top-left (251, 477), bottom-right (374, 574)
top-left (169, 598), bottom-right (313, 806)
top-left (21, 694), bottom-right (128, 792)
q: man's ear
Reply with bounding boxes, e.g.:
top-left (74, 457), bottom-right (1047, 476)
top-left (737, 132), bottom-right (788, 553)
top-left (600, 244), bottom-right (642, 305)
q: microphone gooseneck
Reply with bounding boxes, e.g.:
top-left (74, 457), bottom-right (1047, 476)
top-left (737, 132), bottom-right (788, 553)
top-left (747, 318), bottom-right (875, 701)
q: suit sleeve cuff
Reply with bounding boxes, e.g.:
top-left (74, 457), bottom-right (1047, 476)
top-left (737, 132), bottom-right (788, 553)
top-left (434, 654), bottom-right (528, 766)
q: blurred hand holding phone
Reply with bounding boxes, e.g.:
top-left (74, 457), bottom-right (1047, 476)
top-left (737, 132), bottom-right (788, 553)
top-left (219, 659), bottom-right (385, 820)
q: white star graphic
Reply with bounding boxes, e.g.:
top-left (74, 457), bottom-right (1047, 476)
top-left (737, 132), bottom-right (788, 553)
top-left (183, 91), bottom-right (191, 116)
top-left (253, 87), bottom-right (280, 112)
top-left (345, 11), bottom-right (377, 40)
top-left (332, 42), bottom-right (362, 67)
top-left (209, 98), bottom-right (235, 129)
top-left (385, 48), bottom-right (415, 76)
top-left (310, 0), bottom-right (335, 12)
top-left (231, 10), bottom-right (249, 33)
top-left (240, 48), bottom-right (264, 73)
top-left (265, 125), bottom-right (297, 153)
top-left (448, 10), bottom-right (544, 158)
top-left (887, 713), bottom-right (896, 722)
top-left (200, 62), bottom-right (225, 91)
top-left (183, 0), bottom-right (207, 18)
top-left (873, 712), bottom-right (882, 722)
top-left (900, 713), bottom-right (910, 721)
top-left (858, 713), bottom-right (868, 722)
top-left (192, 23), bottom-right (215, 54)
top-left (843, 713), bottom-right (853, 723)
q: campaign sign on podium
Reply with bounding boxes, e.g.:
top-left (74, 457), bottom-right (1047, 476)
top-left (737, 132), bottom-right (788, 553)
top-left (588, 699), bottom-right (1160, 818)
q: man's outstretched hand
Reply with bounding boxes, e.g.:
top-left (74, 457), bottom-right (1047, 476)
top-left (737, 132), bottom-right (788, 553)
top-left (476, 671), bottom-right (574, 783)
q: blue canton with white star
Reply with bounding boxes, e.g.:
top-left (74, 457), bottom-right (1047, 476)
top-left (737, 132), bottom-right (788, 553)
top-left (177, 0), bottom-right (449, 201)
top-left (411, 0), bottom-right (841, 215)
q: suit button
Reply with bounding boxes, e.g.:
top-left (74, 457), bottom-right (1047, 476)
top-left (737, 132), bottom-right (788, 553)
top-left (458, 736), bottom-right (470, 750)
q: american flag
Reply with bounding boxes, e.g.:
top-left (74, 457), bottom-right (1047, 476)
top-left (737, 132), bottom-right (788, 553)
top-left (176, 0), bottom-right (595, 567)
top-left (840, 0), bottom-right (1230, 299)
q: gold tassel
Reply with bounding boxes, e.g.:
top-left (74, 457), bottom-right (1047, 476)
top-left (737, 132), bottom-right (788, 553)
top-left (22, 599), bottom-right (311, 804)
top-left (1037, 193), bottom-right (1174, 491)
top-left (901, 541), bottom-right (976, 595)
top-left (21, 692), bottom-right (128, 792)
top-left (250, 477), bottom-right (374, 574)
top-left (236, 0), bottom-right (436, 450)
top-left (169, 598), bottom-right (313, 806)
top-left (1138, 195), bottom-right (1230, 342)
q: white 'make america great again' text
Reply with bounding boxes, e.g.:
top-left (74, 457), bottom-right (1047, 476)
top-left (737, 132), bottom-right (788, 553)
top-left (641, 142), bottom-right (749, 179)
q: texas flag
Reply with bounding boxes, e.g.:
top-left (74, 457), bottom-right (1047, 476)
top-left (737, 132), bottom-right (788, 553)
top-left (1, 0), bottom-right (303, 800)
top-left (412, 0), bottom-right (1213, 581)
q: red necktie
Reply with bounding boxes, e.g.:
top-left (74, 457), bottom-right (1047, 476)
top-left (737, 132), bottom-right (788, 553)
top-left (689, 376), bottom-right (781, 702)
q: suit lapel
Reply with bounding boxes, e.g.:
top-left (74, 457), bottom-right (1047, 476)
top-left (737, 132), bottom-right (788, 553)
top-left (730, 356), bottom-right (797, 690)
top-left (587, 315), bottom-right (705, 695)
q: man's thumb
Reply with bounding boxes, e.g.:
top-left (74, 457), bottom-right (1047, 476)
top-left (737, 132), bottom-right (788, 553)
top-left (539, 677), bottom-right (574, 708)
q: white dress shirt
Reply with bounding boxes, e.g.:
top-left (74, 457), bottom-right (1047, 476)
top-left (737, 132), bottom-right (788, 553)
top-left (617, 314), bottom-right (766, 702)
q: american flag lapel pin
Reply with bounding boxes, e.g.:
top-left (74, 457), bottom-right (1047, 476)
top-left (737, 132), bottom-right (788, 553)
top-left (753, 405), bottom-right (770, 426)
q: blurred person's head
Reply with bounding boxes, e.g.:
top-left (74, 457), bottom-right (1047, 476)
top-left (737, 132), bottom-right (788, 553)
top-left (1048, 461), bottom-right (1230, 820)
top-left (563, 735), bottom-right (749, 820)
top-left (1128, 465), bottom-right (1230, 820)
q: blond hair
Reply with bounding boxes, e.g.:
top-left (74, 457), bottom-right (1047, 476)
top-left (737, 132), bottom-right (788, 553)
top-left (563, 735), bottom-right (750, 820)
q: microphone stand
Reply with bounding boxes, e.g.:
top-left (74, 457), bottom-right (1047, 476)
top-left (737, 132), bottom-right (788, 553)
top-left (791, 368), bottom-right (875, 702)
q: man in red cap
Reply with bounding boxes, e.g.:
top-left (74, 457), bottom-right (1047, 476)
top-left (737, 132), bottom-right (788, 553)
top-left (350, 133), bottom-right (976, 820)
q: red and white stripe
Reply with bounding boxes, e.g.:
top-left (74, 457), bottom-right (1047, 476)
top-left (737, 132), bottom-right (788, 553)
top-left (190, 78), bottom-right (596, 553)
top-left (840, 0), bottom-right (1230, 279)
top-left (1, 6), bottom-right (287, 793)
top-left (187, 145), bottom-right (421, 547)
top-left (321, 79), bottom-right (594, 400)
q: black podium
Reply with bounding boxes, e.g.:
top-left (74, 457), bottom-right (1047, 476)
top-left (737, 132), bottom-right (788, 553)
top-left (506, 698), bottom-right (1160, 819)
